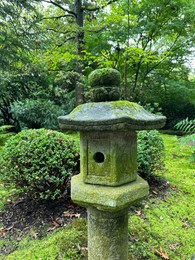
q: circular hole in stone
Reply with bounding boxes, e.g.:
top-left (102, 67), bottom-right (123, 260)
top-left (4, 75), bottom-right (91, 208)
top-left (93, 152), bottom-right (105, 163)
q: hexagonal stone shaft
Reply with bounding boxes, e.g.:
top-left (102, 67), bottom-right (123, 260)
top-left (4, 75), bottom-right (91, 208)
top-left (88, 208), bottom-right (128, 260)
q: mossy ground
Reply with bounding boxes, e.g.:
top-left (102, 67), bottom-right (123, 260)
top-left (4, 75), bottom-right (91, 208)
top-left (1, 219), bottom-right (87, 260)
top-left (0, 134), bottom-right (194, 259)
top-left (128, 134), bottom-right (195, 259)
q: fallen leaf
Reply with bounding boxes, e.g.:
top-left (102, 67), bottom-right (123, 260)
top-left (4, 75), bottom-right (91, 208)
top-left (47, 219), bottom-right (62, 232)
top-left (169, 243), bottom-right (179, 251)
top-left (169, 244), bottom-right (175, 251)
top-left (155, 247), bottom-right (169, 259)
top-left (31, 231), bottom-right (38, 239)
top-left (135, 210), bottom-right (142, 216)
top-left (77, 244), bottom-right (88, 252)
top-left (64, 211), bottom-right (80, 218)
top-left (64, 211), bottom-right (75, 217)
top-left (6, 225), bottom-right (14, 231)
top-left (52, 220), bottom-right (60, 227)
top-left (161, 252), bottom-right (169, 259)
top-left (144, 204), bottom-right (150, 209)
top-left (171, 185), bottom-right (177, 190)
top-left (0, 227), bottom-right (6, 237)
top-left (74, 213), bottom-right (81, 218)
top-left (182, 223), bottom-right (189, 229)
top-left (152, 190), bottom-right (158, 195)
top-left (47, 226), bottom-right (56, 232)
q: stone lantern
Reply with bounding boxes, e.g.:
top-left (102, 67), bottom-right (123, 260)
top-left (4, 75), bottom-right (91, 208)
top-left (58, 68), bottom-right (166, 260)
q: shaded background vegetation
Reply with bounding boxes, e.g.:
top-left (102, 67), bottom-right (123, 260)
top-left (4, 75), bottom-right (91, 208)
top-left (0, 0), bottom-right (194, 130)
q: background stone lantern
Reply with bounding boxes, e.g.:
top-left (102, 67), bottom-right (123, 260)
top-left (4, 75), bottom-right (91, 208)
top-left (58, 68), bottom-right (166, 260)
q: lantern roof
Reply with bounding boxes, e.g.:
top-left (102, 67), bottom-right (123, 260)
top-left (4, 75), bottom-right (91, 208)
top-left (58, 100), bottom-right (166, 131)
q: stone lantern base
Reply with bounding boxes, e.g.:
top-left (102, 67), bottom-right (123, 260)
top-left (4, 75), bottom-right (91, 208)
top-left (88, 208), bottom-right (128, 260)
top-left (71, 174), bottom-right (149, 260)
top-left (71, 174), bottom-right (149, 212)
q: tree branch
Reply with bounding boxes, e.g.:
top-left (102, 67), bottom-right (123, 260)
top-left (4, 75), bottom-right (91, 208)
top-left (83, 0), bottom-right (118, 12)
top-left (45, 28), bottom-right (76, 34)
top-left (43, 15), bottom-right (75, 20)
top-left (43, 0), bottom-right (77, 17)
top-left (57, 36), bottom-right (76, 47)
top-left (86, 26), bottom-right (107, 33)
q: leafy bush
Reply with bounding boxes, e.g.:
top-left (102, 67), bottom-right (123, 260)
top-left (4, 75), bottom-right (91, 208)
top-left (175, 118), bottom-right (195, 162)
top-left (160, 85), bottom-right (195, 129)
top-left (175, 117), bottom-right (195, 134)
top-left (11, 99), bottom-right (64, 130)
top-left (0, 128), bottom-right (165, 199)
top-left (0, 129), bottom-right (80, 200)
top-left (137, 130), bottom-right (165, 179)
top-left (142, 102), bottom-right (162, 115)
top-left (0, 125), bottom-right (15, 148)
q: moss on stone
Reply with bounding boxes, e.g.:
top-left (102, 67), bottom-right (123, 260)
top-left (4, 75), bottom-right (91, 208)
top-left (89, 68), bottom-right (121, 88)
top-left (110, 100), bottom-right (141, 110)
top-left (71, 174), bottom-right (149, 212)
top-left (58, 100), bottom-right (166, 131)
top-left (80, 131), bottom-right (137, 186)
top-left (88, 208), bottom-right (128, 260)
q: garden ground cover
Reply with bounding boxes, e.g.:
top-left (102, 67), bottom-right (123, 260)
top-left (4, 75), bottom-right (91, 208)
top-left (0, 134), bottom-right (194, 259)
top-left (128, 134), bottom-right (195, 259)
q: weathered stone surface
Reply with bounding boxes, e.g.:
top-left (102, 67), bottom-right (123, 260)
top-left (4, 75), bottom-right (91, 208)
top-left (90, 86), bottom-right (120, 102)
top-left (88, 68), bottom-right (121, 102)
top-left (80, 131), bottom-right (137, 186)
top-left (89, 68), bottom-right (121, 87)
top-left (71, 174), bottom-right (149, 212)
top-left (58, 100), bottom-right (166, 131)
top-left (88, 208), bottom-right (128, 260)
top-left (58, 67), bottom-right (167, 260)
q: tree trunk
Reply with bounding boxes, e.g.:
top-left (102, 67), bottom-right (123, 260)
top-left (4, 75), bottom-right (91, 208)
top-left (75, 0), bottom-right (84, 105)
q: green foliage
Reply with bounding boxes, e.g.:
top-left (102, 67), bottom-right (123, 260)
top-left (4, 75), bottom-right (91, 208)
top-left (141, 102), bottom-right (162, 115)
top-left (1, 0), bottom-right (195, 126)
top-left (159, 82), bottom-right (195, 128)
top-left (128, 134), bottom-right (195, 259)
top-left (0, 125), bottom-right (15, 147)
top-left (175, 118), bottom-right (195, 162)
top-left (89, 68), bottom-right (121, 87)
top-left (54, 71), bottom-right (87, 113)
top-left (1, 134), bottom-right (194, 259)
top-left (137, 130), bottom-right (165, 179)
top-left (175, 117), bottom-right (195, 134)
top-left (0, 1), bottom-right (39, 71)
top-left (11, 99), bottom-right (64, 130)
top-left (0, 129), bottom-right (80, 200)
top-left (178, 134), bottom-right (195, 163)
top-left (0, 67), bottom-right (55, 128)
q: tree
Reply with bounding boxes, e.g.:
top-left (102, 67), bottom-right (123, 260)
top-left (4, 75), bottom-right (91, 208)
top-left (1, 0), bottom-right (194, 128)
top-left (8, 0), bottom-right (118, 105)
top-left (83, 0), bottom-right (195, 119)
top-left (0, 1), bottom-right (41, 126)
top-left (83, 0), bottom-right (195, 125)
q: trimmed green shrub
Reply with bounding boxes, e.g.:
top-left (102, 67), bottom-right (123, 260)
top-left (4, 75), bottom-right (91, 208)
top-left (137, 130), bottom-right (165, 179)
top-left (0, 129), bottom-right (80, 200)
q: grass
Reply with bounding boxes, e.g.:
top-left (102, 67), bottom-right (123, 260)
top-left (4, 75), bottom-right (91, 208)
top-left (0, 134), bottom-right (194, 259)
